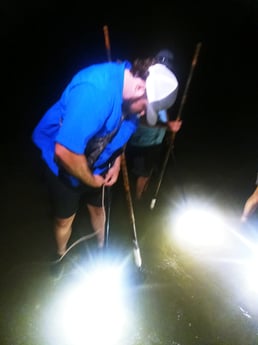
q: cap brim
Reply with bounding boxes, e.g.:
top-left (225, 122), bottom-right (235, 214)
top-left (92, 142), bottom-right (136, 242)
top-left (146, 103), bottom-right (158, 126)
top-left (146, 87), bottom-right (178, 126)
top-left (146, 63), bottom-right (178, 126)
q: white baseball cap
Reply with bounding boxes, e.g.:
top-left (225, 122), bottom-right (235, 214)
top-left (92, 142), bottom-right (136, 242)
top-left (146, 63), bottom-right (178, 126)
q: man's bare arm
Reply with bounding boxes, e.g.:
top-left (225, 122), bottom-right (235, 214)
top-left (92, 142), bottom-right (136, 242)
top-left (54, 143), bottom-right (104, 187)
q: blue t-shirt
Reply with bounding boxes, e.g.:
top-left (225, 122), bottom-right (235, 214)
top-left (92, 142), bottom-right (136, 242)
top-left (32, 61), bottom-right (139, 186)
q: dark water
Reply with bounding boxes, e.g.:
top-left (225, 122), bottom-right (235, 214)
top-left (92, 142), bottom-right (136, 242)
top-left (1, 1), bottom-right (258, 344)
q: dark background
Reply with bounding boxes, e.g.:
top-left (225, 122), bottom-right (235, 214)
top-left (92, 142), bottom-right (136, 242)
top-left (2, 0), bottom-right (258, 256)
top-left (1, 1), bottom-right (258, 345)
top-left (2, 0), bottom-right (258, 174)
top-left (2, 0), bottom-right (258, 261)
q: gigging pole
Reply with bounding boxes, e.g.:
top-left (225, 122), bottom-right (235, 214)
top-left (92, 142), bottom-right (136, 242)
top-left (150, 42), bottom-right (202, 210)
top-left (121, 149), bottom-right (142, 268)
top-left (103, 25), bottom-right (112, 62)
top-left (103, 25), bottom-right (112, 248)
top-left (103, 25), bottom-right (142, 268)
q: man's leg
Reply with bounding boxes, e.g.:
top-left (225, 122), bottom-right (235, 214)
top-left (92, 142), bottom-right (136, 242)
top-left (44, 165), bottom-right (80, 258)
top-left (87, 204), bottom-right (106, 248)
top-left (54, 214), bottom-right (76, 256)
top-left (136, 176), bottom-right (150, 200)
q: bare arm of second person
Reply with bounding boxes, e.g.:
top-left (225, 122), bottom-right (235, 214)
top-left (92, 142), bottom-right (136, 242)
top-left (241, 185), bottom-right (258, 222)
top-left (54, 143), bottom-right (105, 187)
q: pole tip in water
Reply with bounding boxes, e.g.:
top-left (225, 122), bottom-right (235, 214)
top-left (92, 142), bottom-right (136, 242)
top-left (150, 198), bottom-right (156, 210)
top-left (133, 247), bottom-right (142, 268)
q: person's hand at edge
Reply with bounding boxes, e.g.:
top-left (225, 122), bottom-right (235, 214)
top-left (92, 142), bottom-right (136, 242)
top-left (241, 185), bottom-right (258, 222)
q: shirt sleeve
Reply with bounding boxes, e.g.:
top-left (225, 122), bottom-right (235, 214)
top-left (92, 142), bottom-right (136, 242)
top-left (158, 109), bottom-right (168, 123)
top-left (56, 83), bottom-right (112, 154)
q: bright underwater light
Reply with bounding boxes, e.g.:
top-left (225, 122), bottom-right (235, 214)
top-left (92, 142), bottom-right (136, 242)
top-left (245, 255), bottom-right (258, 295)
top-left (48, 260), bottom-right (132, 345)
top-left (172, 203), bottom-right (227, 249)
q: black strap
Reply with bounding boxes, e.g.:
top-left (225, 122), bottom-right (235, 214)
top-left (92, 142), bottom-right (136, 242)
top-left (85, 116), bottom-right (124, 169)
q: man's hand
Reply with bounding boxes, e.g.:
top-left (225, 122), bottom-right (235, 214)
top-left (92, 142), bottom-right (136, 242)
top-left (104, 156), bottom-right (121, 186)
top-left (167, 119), bottom-right (182, 133)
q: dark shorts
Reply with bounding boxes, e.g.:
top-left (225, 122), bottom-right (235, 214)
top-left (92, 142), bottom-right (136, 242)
top-left (44, 165), bottom-right (107, 218)
top-left (125, 144), bottom-right (163, 177)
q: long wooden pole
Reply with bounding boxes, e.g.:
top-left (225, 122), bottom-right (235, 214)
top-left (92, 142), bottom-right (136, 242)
top-left (150, 42), bottom-right (202, 210)
top-left (103, 25), bottom-right (142, 267)
top-left (103, 25), bottom-right (112, 248)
